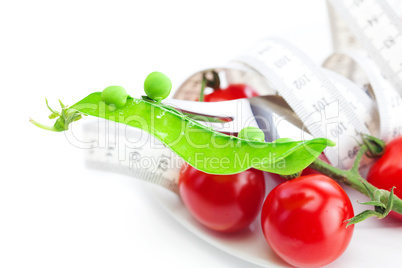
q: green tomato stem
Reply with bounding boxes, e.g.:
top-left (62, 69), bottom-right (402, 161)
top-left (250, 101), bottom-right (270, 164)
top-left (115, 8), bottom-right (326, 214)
top-left (207, 70), bottom-right (221, 90)
top-left (199, 75), bottom-right (206, 102)
top-left (309, 146), bottom-right (402, 216)
top-left (350, 143), bottom-right (366, 174)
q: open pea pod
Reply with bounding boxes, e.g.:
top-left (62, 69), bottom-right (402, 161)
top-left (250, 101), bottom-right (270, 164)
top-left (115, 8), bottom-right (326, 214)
top-left (31, 93), bottom-right (335, 175)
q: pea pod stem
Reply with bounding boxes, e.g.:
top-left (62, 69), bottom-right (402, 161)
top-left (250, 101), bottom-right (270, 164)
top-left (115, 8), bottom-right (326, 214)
top-left (29, 118), bottom-right (58, 132)
top-left (309, 145), bottom-right (402, 216)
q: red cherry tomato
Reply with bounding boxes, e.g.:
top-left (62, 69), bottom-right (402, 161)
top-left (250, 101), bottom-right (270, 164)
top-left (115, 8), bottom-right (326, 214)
top-left (203, 84), bottom-right (259, 102)
top-left (178, 82), bottom-right (265, 232)
top-left (179, 164), bottom-right (266, 232)
top-left (261, 174), bottom-right (354, 267)
top-left (367, 136), bottom-right (402, 220)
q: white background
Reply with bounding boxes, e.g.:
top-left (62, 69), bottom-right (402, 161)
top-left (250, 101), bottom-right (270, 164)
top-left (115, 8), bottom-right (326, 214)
top-left (0, 0), bottom-right (380, 267)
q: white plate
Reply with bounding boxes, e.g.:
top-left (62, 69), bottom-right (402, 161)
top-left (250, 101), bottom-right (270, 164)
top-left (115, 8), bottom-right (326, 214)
top-left (83, 120), bottom-right (402, 267)
top-left (148, 174), bottom-right (402, 267)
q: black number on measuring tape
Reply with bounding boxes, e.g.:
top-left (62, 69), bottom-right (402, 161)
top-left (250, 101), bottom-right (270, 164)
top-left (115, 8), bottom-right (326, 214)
top-left (106, 146), bottom-right (115, 157)
top-left (158, 155), bottom-right (170, 171)
top-left (274, 56), bottom-right (291, 68)
top-left (391, 95), bottom-right (402, 108)
top-left (367, 16), bottom-right (378, 26)
top-left (330, 122), bottom-right (348, 138)
top-left (89, 140), bottom-right (96, 155)
top-left (293, 74), bottom-right (310, 89)
top-left (393, 126), bottom-right (402, 138)
top-left (257, 46), bottom-right (272, 57)
top-left (348, 146), bottom-right (360, 159)
top-left (384, 36), bottom-right (395, 49)
top-left (312, 97), bottom-right (330, 113)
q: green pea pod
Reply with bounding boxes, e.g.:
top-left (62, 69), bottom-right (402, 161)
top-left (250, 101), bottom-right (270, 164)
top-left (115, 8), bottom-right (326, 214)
top-left (31, 93), bottom-right (335, 175)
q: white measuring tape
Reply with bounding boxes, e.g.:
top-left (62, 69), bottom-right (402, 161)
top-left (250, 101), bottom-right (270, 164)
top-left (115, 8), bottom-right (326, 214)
top-left (83, 120), bottom-right (182, 193)
top-left (81, 0), bottom-right (402, 191)
top-left (233, 38), bottom-right (371, 169)
top-left (325, 0), bottom-right (402, 143)
top-left (324, 51), bottom-right (402, 142)
top-left (327, 0), bottom-right (402, 93)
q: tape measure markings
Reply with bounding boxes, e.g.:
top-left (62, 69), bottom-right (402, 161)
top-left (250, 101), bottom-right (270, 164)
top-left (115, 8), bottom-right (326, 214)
top-left (235, 38), bottom-right (370, 169)
top-left (328, 0), bottom-right (402, 92)
top-left (324, 69), bottom-right (377, 134)
top-left (84, 122), bottom-right (181, 193)
top-left (342, 51), bottom-right (402, 140)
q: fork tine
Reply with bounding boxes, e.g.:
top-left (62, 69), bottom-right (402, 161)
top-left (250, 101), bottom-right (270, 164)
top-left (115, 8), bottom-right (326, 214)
top-left (162, 98), bottom-right (245, 119)
top-left (164, 95), bottom-right (312, 142)
top-left (163, 97), bottom-right (266, 135)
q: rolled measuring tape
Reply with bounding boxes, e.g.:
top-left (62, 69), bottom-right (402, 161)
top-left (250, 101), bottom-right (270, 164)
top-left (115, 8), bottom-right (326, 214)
top-left (324, 51), bottom-right (402, 142)
top-left (327, 0), bottom-right (402, 92)
top-left (82, 0), bottom-right (402, 192)
top-left (233, 38), bottom-right (374, 169)
top-left (325, 0), bottom-right (402, 142)
top-left (176, 37), bottom-right (378, 169)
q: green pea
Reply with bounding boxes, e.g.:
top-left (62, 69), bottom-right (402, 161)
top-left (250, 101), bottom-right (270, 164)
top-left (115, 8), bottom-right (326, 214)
top-left (238, 126), bottom-right (265, 142)
top-left (274, 138), bottom-right (294, 143)
top-left (144, 71), bottom-right (172, 101)
top-left (101, 85), bottom-right (128, 108)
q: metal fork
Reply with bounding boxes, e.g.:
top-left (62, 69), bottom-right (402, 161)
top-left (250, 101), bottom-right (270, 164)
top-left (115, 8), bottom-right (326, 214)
top-left (162, 95), bottom-right (311, 142)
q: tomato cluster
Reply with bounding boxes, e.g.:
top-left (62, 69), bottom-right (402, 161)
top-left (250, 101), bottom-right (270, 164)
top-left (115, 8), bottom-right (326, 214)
top-left (367, 136), bottom-right (402, 220)
top-left (178, 83), bottom-right (355, 267)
